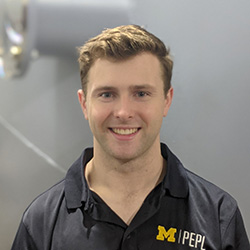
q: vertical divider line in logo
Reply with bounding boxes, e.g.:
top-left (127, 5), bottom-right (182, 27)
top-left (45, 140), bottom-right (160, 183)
top-left (178, 229), bottom-right (182, 244)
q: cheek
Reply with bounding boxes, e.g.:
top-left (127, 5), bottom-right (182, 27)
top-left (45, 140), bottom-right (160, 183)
top-left (140, 108), bottom-right (163, 127)
top-left (88, 106), bottom-right (111, 128)
top-left (143, 101), bottom-right (166, 118)
top-left (149, 108), bottom-right (166, 132)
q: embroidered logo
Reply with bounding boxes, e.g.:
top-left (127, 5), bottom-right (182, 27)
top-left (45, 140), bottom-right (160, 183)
top-left (156, 225), bottom-right (206, 250)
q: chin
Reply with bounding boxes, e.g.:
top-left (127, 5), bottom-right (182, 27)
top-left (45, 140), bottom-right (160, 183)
top-left (109, 148), bottom-right (145, 164)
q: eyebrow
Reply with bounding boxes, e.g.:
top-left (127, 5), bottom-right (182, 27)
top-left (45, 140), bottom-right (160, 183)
top-left (129, 84), bottom-right (156, 91)
top-left (92, 84), bottom-right (157, 95)
top-left (92, 86), bottom-right (117, 95)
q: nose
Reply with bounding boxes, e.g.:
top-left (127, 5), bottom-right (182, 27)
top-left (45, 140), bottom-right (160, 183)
top-left (113, 96), bottom-right (134, 120)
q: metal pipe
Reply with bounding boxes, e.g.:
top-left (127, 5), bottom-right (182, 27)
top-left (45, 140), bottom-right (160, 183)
top-left (0, 0), bottom-right (133, 79)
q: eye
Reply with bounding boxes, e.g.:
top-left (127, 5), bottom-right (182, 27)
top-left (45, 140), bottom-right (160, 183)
top-left (100, 92), bottom-right (113, 98)
top-left (136, 91), bottom-right (149, 97)
top-left (98, 92), bottom-right (116, 102)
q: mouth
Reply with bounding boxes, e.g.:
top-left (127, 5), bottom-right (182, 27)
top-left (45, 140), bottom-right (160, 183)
top-left (110, 128), bottom-right (140, 135)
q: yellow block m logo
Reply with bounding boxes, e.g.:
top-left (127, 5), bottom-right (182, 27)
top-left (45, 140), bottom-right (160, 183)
top-left (156, 226), bottom-right (177, 242)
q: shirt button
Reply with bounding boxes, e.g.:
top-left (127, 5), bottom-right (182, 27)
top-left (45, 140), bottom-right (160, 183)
top-left (127, 235), bottom-right (131, 240)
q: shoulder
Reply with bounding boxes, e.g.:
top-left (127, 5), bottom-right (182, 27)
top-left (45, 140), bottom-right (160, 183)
top-left (186, 168), bottom-right (237, 208)
top-left (185, 168), bottom-right (238, 233)
top-left (12, 180), bottom-right (66, 249)
top-left (185, 170), bottom-right (250, 248)
top-left (25, 179), bottom-right (65, 210)
top-left (22, 179), bottom-right (66, 235)
top-left (163, 143), bottom-right (237, 210)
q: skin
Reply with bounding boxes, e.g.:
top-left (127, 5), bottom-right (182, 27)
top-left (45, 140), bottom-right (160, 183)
top-left (78, 52), bottom-right (173, 224)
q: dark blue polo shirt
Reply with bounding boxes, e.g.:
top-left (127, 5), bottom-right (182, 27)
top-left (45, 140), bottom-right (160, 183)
top-left (12, 143), bottom-right (250, 249)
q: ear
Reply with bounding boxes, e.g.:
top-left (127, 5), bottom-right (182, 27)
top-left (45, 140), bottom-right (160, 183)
top-left (77, 89), bottom-right (88, 120)
top-left (163, 87), bottom-right (173, 117)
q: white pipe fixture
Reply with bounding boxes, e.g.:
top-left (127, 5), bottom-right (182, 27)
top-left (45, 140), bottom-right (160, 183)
top-left (0, 0), bottom-right (133, 79)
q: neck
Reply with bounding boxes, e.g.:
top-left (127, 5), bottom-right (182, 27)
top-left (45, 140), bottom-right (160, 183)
top-left (85, 142), bottom-right (165, 195)
top-left (85, 142), bottom-right (166, 225)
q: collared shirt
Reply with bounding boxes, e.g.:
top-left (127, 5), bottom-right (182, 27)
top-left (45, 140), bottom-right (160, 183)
top-left (12, 143), bottom-right (250, 250)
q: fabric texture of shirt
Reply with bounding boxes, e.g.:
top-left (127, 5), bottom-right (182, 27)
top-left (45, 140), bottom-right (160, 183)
top-left (12, 143), bottom-right (250, 250)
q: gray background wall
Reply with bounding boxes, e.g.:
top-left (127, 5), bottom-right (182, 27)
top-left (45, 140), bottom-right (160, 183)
top-left (0, 0), bottom-right (249, 249)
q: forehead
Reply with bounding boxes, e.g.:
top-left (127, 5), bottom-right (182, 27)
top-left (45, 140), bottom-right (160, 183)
top-left (87, 53), bottom-right (163, 89)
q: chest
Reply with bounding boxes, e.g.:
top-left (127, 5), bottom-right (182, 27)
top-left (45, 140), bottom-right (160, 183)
top-left (50, 196), bottom-right (220, 250)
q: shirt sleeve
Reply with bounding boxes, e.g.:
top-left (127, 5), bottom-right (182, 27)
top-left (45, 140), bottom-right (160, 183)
top-left (222, 207), bottom-right (250, 250)
top-left (11, 220), bottom-right (38, 250)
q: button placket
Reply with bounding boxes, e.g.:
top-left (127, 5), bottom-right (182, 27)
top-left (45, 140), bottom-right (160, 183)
top-left (121, 231), bottom-right (137, 250)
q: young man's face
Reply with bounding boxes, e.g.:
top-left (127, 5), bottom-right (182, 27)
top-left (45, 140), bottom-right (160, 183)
top-left (78, 52), bottom-right (173, 162)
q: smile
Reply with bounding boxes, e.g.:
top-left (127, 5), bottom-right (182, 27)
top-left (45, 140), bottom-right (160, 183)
top-left (111, 128), bottom-right (139, 135)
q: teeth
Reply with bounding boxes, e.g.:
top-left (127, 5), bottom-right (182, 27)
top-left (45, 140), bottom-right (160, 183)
top-left (112, 128), bottom-right (138, 135)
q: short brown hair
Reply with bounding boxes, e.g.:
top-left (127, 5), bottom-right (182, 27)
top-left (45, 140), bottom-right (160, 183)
top-left (77, 25), bottom-right (173, 95)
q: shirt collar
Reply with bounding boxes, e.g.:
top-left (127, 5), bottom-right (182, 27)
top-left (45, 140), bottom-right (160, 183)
top-left (64, 148), bottom-right (93, 210)
top-left (161, 143), bottom-right (189, 198)
top-left (65, 143), bottom-right (189, 209)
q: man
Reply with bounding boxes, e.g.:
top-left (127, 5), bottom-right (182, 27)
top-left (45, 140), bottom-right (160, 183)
top-left (12, 25), bottom-right (249, 249)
